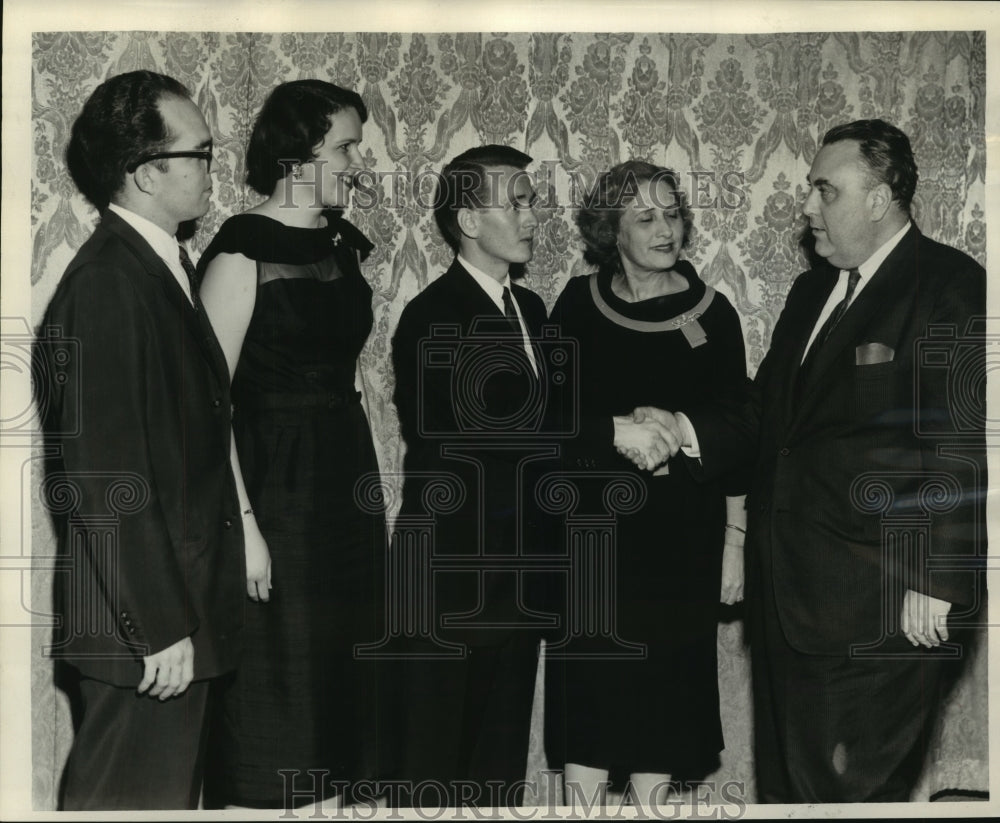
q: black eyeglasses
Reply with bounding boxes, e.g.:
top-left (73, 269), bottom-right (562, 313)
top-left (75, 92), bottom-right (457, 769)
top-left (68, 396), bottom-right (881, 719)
top-left (127, 150), bottom-right (213, 173)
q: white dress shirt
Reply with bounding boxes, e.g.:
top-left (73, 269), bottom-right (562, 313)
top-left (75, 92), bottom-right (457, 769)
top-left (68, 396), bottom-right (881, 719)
top-left (457, 254), bottom-right (539, 375)
top-left (800, 219), bottom-right (910, 361)
top-left (108, 203), bottom-right (194, 305)
top-left (680, 219), bottom-right (911, 457)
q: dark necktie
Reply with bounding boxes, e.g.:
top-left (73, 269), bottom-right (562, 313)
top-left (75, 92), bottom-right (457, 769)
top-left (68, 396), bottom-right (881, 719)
top-left (502, 286), bottom-right (539, 378)
top-left (177, 243), bottom-right (200, 303)
top-left (502, 286), bottom-right (521, 335)
top-left (797, 267), bottom-right (861, 390)
top-left (813, 267), bottom-right (861, 351)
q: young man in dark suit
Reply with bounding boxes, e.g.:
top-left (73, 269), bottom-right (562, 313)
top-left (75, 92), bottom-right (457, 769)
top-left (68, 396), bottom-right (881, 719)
top-left (390, 145), bottom-right (555, 807)
top-left (37, 71), bottom-right (245, 809)
top-left (645, 119), bottom-right (986, 802)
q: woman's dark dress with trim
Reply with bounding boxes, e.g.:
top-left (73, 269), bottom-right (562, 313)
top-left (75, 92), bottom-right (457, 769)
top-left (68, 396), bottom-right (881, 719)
top-left (197, 212), bottom-right (391, 807)
top-left (544, 261), bottom-right (747, 785)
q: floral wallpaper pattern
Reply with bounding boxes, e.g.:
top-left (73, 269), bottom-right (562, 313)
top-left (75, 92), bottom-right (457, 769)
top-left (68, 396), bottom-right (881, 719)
top-left (30, 31), bottom-right (986, 809)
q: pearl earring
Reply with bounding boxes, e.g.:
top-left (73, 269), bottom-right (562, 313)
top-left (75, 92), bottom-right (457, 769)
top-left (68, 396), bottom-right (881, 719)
top-left (292, 164), bottom-right (302, 180)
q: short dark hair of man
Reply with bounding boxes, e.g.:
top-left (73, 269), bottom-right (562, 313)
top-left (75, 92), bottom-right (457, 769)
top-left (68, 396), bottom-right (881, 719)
top-left (245, 79), bottom-right (368, 196)
top-left (822, 118), bottom-right (918, 215)
top-left (575, 160), bottom-right (693, 273)
top-left (433, 144), bottom-right (534, 252)
top-left (65, 71), bottom-right (191, 211)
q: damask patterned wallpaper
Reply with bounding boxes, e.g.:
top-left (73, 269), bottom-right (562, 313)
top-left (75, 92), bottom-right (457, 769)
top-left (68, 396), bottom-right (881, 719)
top-left (30, 31), bottom-right (987, 809)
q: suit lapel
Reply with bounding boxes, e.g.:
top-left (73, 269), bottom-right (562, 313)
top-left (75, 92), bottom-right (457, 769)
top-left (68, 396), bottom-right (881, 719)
top-left (443, 259), bottom-right (508, 321)
top-left (100, 212), bottom-right (231, 389)
top-left (512, 282), bottom-right (544, 336)
top-left (444, 261), bottom-right (544, 332)
top-left (444, 260), bottom-right (542, 384)
top-left (779, 268), bottom-right (838, 425)
top-left (512, 282), bottom-right (546, 381)
top-left (792, 225), bottom-right (919, 417)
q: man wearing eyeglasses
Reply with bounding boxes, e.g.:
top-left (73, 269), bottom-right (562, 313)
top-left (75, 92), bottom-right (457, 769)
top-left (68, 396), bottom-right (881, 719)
top-left (37, 70), bottom-right (244, 809)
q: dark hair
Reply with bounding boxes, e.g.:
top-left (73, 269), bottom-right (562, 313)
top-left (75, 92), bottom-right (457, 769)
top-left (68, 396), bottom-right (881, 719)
top-left (65, 71), bottom-right (190, 211)
top-left (576, 160), bottom-right (693, 272)
top-left (433, 144), bottom-right (533, 252)
top-left (821, 119), bottom-right (918, 215)
top-left (245, 79), bottom-right (368, 196)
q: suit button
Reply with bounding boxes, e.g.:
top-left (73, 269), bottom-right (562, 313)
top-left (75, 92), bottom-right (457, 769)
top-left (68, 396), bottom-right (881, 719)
top-left (779, 447), bottom-right (790, 456)
top-left (120, 611), bottom-right (128, 619)
top-left (224, 519), bottom-right (233, 529)
top-left (213, 398), bottom-right (222, 407)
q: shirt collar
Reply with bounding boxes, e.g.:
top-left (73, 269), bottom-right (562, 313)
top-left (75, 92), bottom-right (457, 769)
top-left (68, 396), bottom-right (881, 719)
top-left (853, 220), bottom-right (911, 282)
top-left (457, 254), bottom-right (511, 304)
top-left (108, 203), bottom-right (183, 266)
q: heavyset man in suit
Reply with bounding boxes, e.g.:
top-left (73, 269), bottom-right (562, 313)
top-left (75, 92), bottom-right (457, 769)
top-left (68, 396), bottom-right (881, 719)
top-left (390, 145), bottom-right (555, 807)
top-left (649, 118), bottom-right (985, 802)
top-left (38, 71), bottom-right (245, 809)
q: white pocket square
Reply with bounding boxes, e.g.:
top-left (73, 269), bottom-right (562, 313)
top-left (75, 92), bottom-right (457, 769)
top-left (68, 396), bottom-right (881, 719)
top-left (856, 342), bottom-right (894, 365)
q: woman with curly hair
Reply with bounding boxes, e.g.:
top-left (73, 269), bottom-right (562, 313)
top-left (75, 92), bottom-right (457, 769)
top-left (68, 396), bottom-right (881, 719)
top-left (545, 160), bottom-right (748, 806)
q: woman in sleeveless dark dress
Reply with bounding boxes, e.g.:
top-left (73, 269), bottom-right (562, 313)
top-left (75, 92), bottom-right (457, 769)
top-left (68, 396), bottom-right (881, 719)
top-left (198, 80), bottom-right (391, 809)
top-left (544, 161), bottom-right (748, 805)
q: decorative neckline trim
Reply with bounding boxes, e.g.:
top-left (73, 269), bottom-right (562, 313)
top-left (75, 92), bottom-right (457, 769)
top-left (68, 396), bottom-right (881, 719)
top-left (589, 273), bottom-right (716, 336)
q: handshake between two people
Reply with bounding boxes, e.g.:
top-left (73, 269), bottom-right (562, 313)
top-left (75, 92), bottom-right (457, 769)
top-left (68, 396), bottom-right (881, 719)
top-left (612, 406), bottom-right (689, 473)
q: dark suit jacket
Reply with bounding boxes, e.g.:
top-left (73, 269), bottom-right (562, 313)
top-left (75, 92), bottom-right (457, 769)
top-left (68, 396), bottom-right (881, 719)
top-left (38, 209), bottom-right (245, 686)
top-left (690, 225), bottom-right (986, 655)
top-left (391, 259), bottom-right (558, 645)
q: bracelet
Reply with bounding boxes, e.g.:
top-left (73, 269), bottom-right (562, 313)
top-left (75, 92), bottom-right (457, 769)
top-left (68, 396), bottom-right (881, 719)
top-left (242, 507), bottom-right (254, 517)
top-left (725, 524), bottom-right (745, 534)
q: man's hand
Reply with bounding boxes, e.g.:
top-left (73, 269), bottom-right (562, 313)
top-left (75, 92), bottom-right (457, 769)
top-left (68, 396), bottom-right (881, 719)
top-left (901, 589), bottom-right (952, 648)
top-left (614, 407), bottom-right (689, 471)
top-left (138, 636), bottom-right (194, 700)
top-left (632, 407), bottom-right (688, 446)
top-left (613, 414), bottom-right (679, 471)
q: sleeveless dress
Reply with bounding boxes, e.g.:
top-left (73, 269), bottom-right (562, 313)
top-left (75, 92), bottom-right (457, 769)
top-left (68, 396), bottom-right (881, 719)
top-left (197, 212), bottom-right (391, 808)
top-left (544, 261), bottom-right (748, 786)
